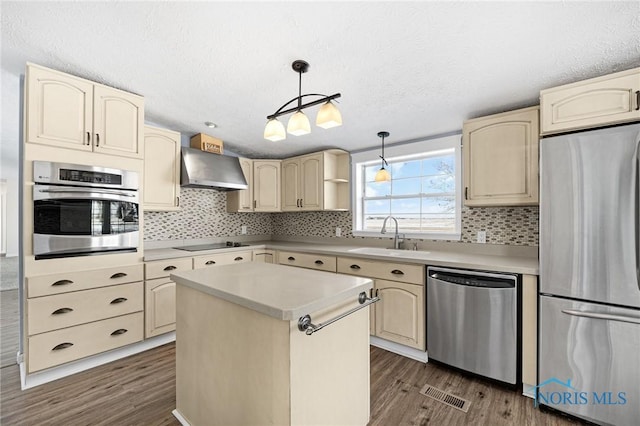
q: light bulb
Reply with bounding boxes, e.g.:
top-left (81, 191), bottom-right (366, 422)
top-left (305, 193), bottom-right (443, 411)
top-left (264, 118), bottom-right (286, 141)
top-left (287, 111), bottom-right (311, 136)
top-left (316, 101), bottom-right (342, 129)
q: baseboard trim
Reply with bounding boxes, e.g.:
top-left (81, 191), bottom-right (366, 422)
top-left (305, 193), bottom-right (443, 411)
top-left (370, 336), bottom-right (428, 363)
top-left (522, 382), bottom-right (535, 399)
top-left (172, 409), bottom-right (191, 426)
top-left (20, 332), bottom-right (176, 390)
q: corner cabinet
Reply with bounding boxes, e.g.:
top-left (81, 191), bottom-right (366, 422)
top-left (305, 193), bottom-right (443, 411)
top-left (463, 106), bottom-right (539, 207)
top-left (143, 126), bottom-right (181, 211)
top-left (26, 63), bottom-right (144, 158)
top-left (540, 67), bottom-right (640, 136)
top-left (282, 149), bottom-right (350, 212)
top-left (226, 158), bottom-right (254, 212)
top-left (253, 160), bottom-right (281, 212)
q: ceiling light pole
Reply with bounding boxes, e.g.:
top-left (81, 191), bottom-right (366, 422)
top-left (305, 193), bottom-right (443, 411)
top-left (375, 131), bottom-right (391, 182)
top-left (264, 60), bottom-right (342, 142)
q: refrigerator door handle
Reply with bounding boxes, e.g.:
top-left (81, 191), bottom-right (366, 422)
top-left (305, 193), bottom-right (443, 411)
top-left (562, 309), bottom-right (640, 324)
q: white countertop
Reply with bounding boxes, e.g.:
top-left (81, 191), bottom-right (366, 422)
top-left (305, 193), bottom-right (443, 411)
top-left (146, 240), bottom-right (538, 275)
top-left (171, 262), bottom-right (373, 321)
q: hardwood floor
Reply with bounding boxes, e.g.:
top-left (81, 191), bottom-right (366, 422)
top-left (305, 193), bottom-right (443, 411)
top-left (1, 343), bottom-right (585, 425)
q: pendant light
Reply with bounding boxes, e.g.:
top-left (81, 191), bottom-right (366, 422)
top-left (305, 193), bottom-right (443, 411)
top-left (264, 60), bottom-right (342, 141)
top-left (375, 131), bottom-right (391, 182)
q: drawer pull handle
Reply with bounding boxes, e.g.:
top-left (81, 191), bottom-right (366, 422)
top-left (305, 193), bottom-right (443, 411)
top-left (52, 342), bottom-right (74, 351)
top-left (52, 307), bottom-right (73, 315)
top-left (96, 133), bottom-right (100, 147)
top-left (110, 272), bottom-right (127, 279)
top-left (391, 269), bottom-right (404, 275)
top-left (52, 279), bottom-right (73, 287)
top-left (205, 260), bottom-right (216, 265)
top-left (636, 90), bottom-right (640, 111)
top-left (350, 264), bottom-right (361, 270)
top-left (110, 328), bottom-right (128, 336)
top-left (288, 256), bottom-right (296, 261)
top-left (234, 257), bottom-right (244, 261)
top-left (86, 132), bottom-right (91, 145)
top-left (315, 260), bottom-right (324, 265)
top-left (163, 265), bottom-right (177, 271)
top-left (110, 297), bottom-right (128, 304)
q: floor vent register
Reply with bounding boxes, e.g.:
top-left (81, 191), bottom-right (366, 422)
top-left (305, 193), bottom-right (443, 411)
top-left (419, 384), bottom-right (471, 413)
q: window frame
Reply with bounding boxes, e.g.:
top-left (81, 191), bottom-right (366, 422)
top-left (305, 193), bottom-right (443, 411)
top-left (350, 134), bottom-right (462, 240)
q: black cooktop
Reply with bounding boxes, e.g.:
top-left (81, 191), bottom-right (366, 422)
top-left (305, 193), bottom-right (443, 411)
top-left (174, 242), bottom-right (249, 252)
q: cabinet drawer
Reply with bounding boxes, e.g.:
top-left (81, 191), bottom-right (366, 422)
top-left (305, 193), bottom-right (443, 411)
top-left (27, 282), bottom-right (143, 335)
top-left (193, 250), bottom-right (253, 269)
top-left (277, 251), bottom-right (337, 272)
top-left (27, 264), bottom-right (144, 298)
top-left (540, 68), bottom-right (640, 135)
top-left (28, 312), bottom-right (143, 373)
top-left (337, 257), bottom-right (424, 285)
top-left (145, 257), bottom-right (192, 280)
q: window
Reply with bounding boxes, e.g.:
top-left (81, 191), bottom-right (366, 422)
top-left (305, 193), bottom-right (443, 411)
top-left (351, 134), bottom-right (461, 240)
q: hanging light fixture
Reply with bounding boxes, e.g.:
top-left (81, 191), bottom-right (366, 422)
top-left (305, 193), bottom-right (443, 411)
top-left (264, 60), bottom-right (342, 141)
top-left (375, 131), bottom-right (391, 182)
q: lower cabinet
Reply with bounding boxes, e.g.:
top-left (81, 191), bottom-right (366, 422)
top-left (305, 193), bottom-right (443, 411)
top-left (374, 279), bottom-right (425, 350)
top-left (276, 250), bottom-right (337, 272)
top-left (252, 249), bottom-right (275, 263)
top-left (145, 278), bottom-right (177, 338)
top-left (193, 250), bottom-right (253, 269)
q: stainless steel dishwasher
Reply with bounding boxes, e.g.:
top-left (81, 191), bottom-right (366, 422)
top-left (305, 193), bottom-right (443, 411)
top-left (427, 266), bottom-right (518, 384)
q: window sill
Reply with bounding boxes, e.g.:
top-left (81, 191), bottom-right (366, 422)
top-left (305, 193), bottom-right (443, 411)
top-left (351, 230), bottom-right (461, 241)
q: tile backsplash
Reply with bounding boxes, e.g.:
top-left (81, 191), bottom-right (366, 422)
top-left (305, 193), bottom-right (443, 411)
top-left (145, 188), bottom-right (539, 246)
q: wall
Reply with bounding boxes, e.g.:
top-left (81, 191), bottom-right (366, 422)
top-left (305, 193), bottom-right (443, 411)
top-left (1, 69), bottom-right (21, 257)
top-left (145, 188), bottom-right (538, 246)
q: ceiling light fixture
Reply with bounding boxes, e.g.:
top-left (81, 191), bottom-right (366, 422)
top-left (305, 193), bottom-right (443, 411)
top-left (375, 131), bottom-right (391, 182)
top-left (264, 59), bottom-right (342, 142)
top-left (204, 122), bottom-right (217, 128)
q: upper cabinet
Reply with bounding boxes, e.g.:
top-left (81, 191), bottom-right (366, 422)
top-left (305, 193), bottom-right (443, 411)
top-left (253, 160), bottom-right (281, 212)
top-left (540, 67), bottom-right (640, 136)
top-left (26, 63), bottom-right (144, 158)
top-left (226, 158), bottom-right (254, 212)
top-left (143, 126), bottom-right (181, 211)
top-left (463, 106), bottom-right (539, 207)
top-left (282, 149), bottom-right (350, 212)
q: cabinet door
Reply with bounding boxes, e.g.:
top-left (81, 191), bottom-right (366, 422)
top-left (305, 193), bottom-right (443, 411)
top-left (541, 68), bottom-right (640, 135)
top-left (93, 85), bottom-right (144, 158)
top-left (227, 158), bottom-right (254, 212)
top-left (253, 160), bottom-right (281, 212)
top-left (252, 250), bottom-right (275, 263)
top-left (300, 154), bottom-right (323, 210)
top-left (463, 106), bottom-right (539, 206)
top-left (26, 65), bottom-right (93, 151)
top-left (145, 278), bottom-right (176, 338)
top-left (374, 279), bottom-right (425, 350)
top-left (143, 126), bottom-right (181, 211)
top-left (281, 159), bottom-right (300, 211)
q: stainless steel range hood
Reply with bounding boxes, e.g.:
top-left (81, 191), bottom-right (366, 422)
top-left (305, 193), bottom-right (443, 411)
top-left (180, 147), bottom-right (248, 191)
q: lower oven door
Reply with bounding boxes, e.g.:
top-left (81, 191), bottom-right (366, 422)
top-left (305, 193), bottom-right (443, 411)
top-left (33, 185), bottom-right (139, 259)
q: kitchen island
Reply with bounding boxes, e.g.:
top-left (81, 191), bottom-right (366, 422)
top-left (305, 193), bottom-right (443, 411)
top-left (170, 262), bottom-right (374, 426)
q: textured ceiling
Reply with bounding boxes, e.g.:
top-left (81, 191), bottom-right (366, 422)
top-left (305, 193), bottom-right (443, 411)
top-left (2, 1), bottom-right (639, 160)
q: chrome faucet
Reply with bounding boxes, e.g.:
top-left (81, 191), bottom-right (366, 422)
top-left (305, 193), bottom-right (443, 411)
top-left (381, 215), bottom-right (404, 249)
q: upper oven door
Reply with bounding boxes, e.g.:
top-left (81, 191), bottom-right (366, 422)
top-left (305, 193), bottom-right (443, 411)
top-left (33, 184), bottom-right (139, 259)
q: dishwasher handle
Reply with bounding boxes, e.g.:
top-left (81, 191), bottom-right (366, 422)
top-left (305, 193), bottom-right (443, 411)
top-left (429, 272), bottom-right (515, 289)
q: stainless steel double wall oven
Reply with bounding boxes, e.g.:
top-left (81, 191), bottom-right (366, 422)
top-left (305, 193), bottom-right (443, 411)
top-left (33, 161), bottom-right (139, 260)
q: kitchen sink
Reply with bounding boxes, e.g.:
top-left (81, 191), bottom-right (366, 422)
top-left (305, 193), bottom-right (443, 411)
top-left (347, 247), bottom-right (431, 259)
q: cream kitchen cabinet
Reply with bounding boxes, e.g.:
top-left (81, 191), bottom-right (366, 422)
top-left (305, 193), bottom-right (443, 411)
top-left (463, 106), bottom-right (539, 207)
top-left (253, 160), bottom-right (281, 212)
top-left (337, 257), bottom-right (425, 350)
top-left (25, 264), bottom-right (145, 372)
top-left (282, 149), bottom-right (350, 212)
top-left (143, 126), bottom-right (181, 211)
top-left (540, 67), bottom-right (640, 136)
top-left (26, 63), bottom-right (144, 158)
top-left (226, 158), bottom-right (254, 212)
top-left (144, 257), bottom-right (192, 338)
top-left (276, 250), bottom-right (337, 272)
top-left (192, 250), bottom-right (253, 269)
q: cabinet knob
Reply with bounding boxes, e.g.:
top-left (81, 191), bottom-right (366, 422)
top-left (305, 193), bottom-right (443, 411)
top-left (52, 279), bottom-right (73, 287)
top-left (52, 342), bottom-right (74, 351)
top-left (52, 307), bottom-right (73, 315)
top-left (288, 256), bottom-right (296, 261)
top-left (234, 257), bottom-right (244, 261)
top-left (314, 260), bottom-right (324, 265)
top-left (110, 328), bottom-right (128, 336)
top-left (205, 260), bottom-right (216, 265)
top-left (391, 269), bottom-right (404, 275)
top-left (110, 297), bottom-right (128, 304)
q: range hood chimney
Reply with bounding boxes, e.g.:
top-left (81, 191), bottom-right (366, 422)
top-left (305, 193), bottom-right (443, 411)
top-left (180, 147), bottom-right (248, 191)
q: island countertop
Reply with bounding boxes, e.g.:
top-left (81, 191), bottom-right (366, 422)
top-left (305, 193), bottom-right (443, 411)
top-left (171, 262), bottom-right (373, 321)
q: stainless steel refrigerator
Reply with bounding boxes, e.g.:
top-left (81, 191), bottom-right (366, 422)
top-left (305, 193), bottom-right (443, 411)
top-left (539, 123), bottom-right (640, 425)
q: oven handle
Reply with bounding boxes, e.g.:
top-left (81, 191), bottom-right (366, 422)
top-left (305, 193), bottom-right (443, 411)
top-left (38, 188), bottom-right (136, 198)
